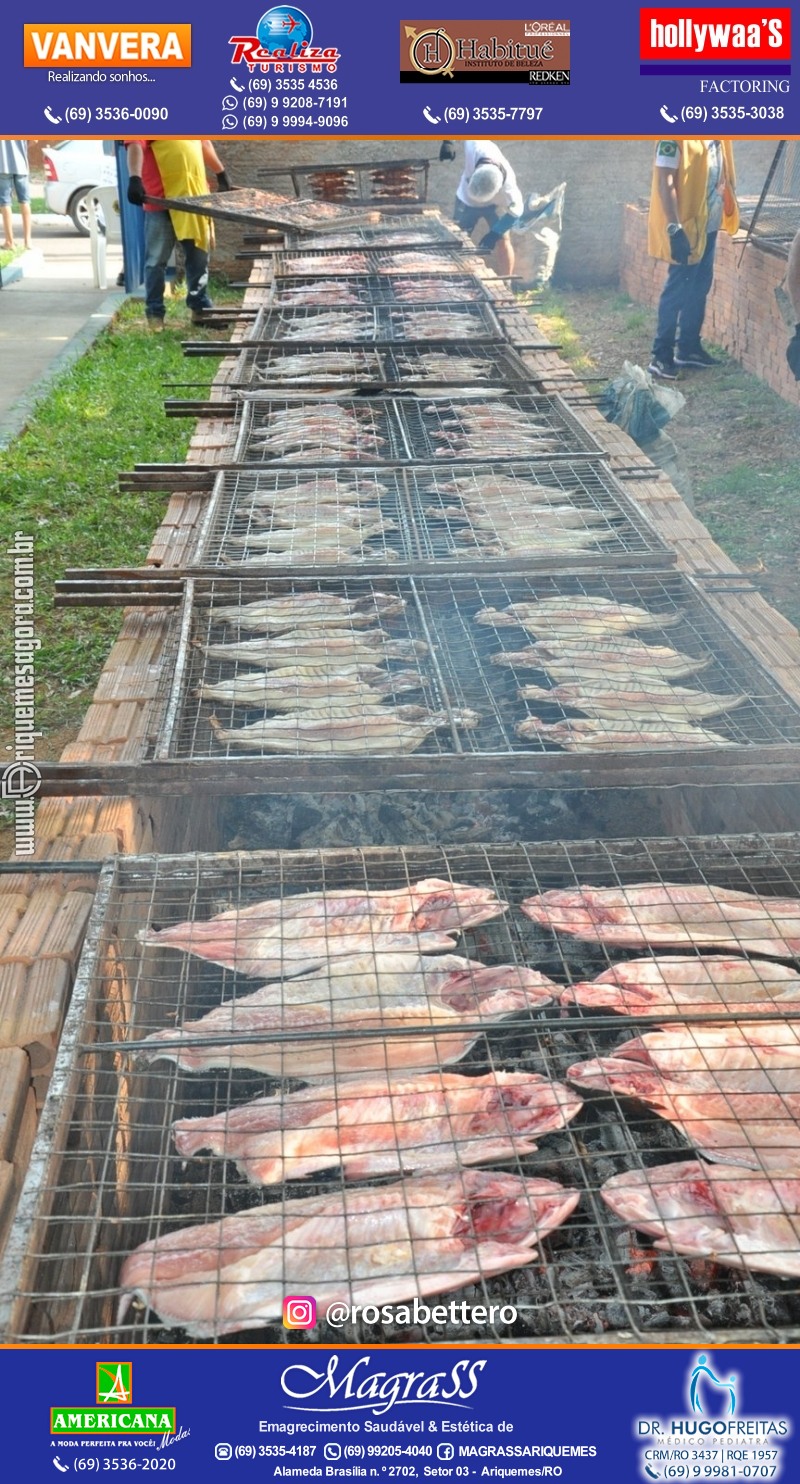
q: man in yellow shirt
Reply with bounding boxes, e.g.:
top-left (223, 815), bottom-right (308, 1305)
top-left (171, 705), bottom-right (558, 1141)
top-left (125, 139), bottom-right (231, 331)
top-left (647, 139), bottom-right (738, 380)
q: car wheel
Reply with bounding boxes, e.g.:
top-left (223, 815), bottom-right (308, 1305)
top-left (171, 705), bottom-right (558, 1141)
top-left (68, 190), bottom-right (99, 237)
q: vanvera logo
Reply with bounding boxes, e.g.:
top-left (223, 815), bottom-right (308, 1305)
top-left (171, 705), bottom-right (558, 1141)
top-left (23, 23), bottom-right (192, 66)
top-left (281, 1356), bottom-right (487, 1417)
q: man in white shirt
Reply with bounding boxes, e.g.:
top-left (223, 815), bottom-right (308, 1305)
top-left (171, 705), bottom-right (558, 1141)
top-left (453, 140), bottom-right (524, 277)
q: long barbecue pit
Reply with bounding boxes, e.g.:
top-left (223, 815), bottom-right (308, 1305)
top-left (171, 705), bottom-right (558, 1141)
top-left (4, 833), bottom-right (800, 1346)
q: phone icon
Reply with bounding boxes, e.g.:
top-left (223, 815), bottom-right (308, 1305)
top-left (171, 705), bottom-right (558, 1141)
top-left (660, 104), bottom-right (678, 123)
top-left (229, 76), bottom-right (245, 92)
top-left (44, 106), bottom-right (63, 124)
top-left (423, 106), bottom-right (442, 124)
top-left (53, 1460), bottom-right (70, 1474)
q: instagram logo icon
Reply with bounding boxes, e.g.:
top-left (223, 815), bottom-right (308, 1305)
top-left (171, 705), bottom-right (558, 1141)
top-left (283, 1295), bottom-right (317, 1330)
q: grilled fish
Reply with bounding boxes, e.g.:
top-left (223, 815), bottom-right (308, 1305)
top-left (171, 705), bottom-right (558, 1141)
top-left (200, 632), bottom-right (427, 667)
top-left (601, 1160), bottom-right (800, 1279)
top-left (520, 882), bottom-right (800, 960)
top-left (516, 716), bottom-right (734, 750)
top-left (209, 706), bottom-right (479, 754)
top-left (117, 1168), bottom-right (580, 1338)
top-left (172, 1070), bottom-right (582, 1186)
top-left (210, 593), bottom-right (406, 632)
top-left (519, 681), bottom-right (747, 722)
top-left (561, 955), bottom-right (800, 1019)
top-left (195, 670), bottom-right (423, 711)
top-left (567, 1024), bottom-right (800, 1169)
top-left (142, 962), bottom-right (556, 1081)
top-left (140, 878), bottom-right (509, 980)
top-left (476, 599), bottom-right (680, 636)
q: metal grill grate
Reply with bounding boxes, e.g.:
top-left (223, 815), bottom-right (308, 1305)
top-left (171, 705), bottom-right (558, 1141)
top-left (245, 300), bottom-right (505, 344)
top-left (153, 571), bottom-right (800, 764)
top-left (4, 834), bottom-right (800, 1346)
top-left (232, 394), bottom-right (603, 467)
top-left (195, 462), bottom-right (673, 571)
top-left (283, 221), bottom-right (464, 248)
top-left (258, 159), bottom-right (431, 205)
top-left (268, 248), bottom-right (476, 276)
top-left (264, 273), bottom-right (496, 307)
top-left (226, 343), bottom-right (538, 393)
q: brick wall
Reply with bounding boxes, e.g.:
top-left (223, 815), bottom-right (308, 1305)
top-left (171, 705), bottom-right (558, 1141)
top-left (620, 203), bottom-right (798, 404)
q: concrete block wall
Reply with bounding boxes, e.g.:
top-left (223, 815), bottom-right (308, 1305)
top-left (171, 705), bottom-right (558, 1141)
top-left (620, 203), bottom-right (798, 404)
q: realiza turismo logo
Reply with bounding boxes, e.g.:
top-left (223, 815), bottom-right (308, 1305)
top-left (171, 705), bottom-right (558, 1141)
top-left (229, 6), bottom-right (340, 73)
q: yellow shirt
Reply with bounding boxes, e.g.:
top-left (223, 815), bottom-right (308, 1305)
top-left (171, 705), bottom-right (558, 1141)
top-left (648, 139), bottom-right (739, 265)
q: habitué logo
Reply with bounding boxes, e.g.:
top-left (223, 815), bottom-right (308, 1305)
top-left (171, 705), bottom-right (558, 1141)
top-left (229, 6), bottom-right (340, 73)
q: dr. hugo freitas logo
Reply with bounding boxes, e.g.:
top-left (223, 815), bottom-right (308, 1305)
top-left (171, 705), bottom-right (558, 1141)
top-left (636, 1353), bottom-right (791, 1481)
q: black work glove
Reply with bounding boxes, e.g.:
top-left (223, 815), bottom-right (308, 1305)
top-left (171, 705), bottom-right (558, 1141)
top-left (127, 175), bottom-right (145, 206)
top-left (479, 230), bottom-right (500, 252)
top-left (216, 170), bottom-right (232, 192)
top-left (438, 140), bottom-right (456, 162)
top-left (668, 226), bottom-right (691, 265)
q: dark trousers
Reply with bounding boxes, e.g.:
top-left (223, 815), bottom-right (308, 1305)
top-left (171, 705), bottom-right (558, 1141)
top-left (143, 209), bottom-right (212, 321)
top-left (652, 231), bottom-right (717, 360)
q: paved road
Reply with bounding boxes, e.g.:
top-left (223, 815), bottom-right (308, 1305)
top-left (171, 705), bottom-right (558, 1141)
top-left (0, 209), bottom-right (124, 443)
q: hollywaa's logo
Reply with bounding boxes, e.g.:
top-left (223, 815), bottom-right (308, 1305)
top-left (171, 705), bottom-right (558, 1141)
top-left (281, 1354), bottom-right (487, 1417)
top-left (229, 6), bottom-right (339, 73)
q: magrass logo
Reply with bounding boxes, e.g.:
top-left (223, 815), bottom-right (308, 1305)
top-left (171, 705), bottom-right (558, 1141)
top-left (229, 6), bottom-right (340, 73)
top-left (50, 1361), bottom-right (176, 1436)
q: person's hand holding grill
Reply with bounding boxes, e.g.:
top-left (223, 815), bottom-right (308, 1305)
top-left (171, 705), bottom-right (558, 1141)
top-left (787, 326), bottom-right (800, 380)
top-left (216, 171), bottom-right (233, 192)
top-left (479, 229), bottom-right (500, 252)
top-left (439, 141), bottom-right (456, 162)
top-left (127, 175), bottom-right (146, 206)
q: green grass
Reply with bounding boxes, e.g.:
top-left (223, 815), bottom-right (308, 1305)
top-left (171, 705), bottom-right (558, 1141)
top-left (0, 245), bottom-right (24, 269)
top-left (516, 286), bottom-right (594, 371)
top-left (0, 287), bottom-right (241, 735)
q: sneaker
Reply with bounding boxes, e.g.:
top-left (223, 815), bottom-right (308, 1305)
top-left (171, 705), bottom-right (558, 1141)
top-left (674, 346), bottom-right (721, 368)
top-left (648, 355), bottom-right (679, 381)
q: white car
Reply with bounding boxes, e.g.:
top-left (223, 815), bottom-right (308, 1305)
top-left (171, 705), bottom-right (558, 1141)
top-left (42, 139), bottom-right (118, 235)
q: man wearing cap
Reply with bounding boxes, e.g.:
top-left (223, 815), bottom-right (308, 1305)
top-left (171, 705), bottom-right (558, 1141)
top-left (453, 140), bottom-right (524, 277)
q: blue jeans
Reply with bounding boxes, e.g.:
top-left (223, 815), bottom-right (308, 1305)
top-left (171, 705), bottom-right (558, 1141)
top-left (143, 208), bottom-right (212, 320)
top-left (652, 231), bottom-right (717, 361)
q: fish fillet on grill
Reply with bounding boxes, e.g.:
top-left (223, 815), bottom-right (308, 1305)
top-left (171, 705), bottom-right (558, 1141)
top-left (492, 637), bottom-right (710, 680)
top-left (520, 881), bottom-right (800, 960)
top-left (516, 715), bottom-right (733, 751)
top-left (228, 520), bottom-right (394, 551)
top-left (567, 1024), bottom-right (800, 1169)
top-left (519, 681), bottom-right (747, 722)
top-left (117, 1168), bottom-right (580, 1338)
top-left (601, 1159), bottom-right (800, 1279)
top-left (139, 879), bottom-right (510, 980)
top-left (195, 670), bottom-right (423, 711)
top-left (142, 961), bottom-right (557, 1082)
top-left (561, 955), bottom-right (800, 1019)
top-left (208, 706), bottom-right (479, 754)
top-left (172, 1070), bottom-right (583, 1185)
top-left (209, 592), bottom-right (406, 632)
top-left (200, 631), bottom-right (428, 667)
top-left (476, 598), bottom-right (680, 637)
top-left (241, 480), bottom-right (389, 509)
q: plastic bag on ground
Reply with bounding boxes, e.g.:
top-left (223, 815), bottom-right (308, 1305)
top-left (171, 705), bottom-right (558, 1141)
top-left (600, 359), bottom-right (685, 442)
